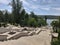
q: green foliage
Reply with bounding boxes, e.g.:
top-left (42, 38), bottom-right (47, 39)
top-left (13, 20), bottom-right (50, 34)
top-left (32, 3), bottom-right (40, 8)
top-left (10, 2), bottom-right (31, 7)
top-left (19, 9), bottom-right (26, 24)
top-left (19, 12), bottom-right (29, 27)
top-left (51, 21), bottom-right (59, 32)
top-left (51, 21), bottom-right (59, 27)
top-left (41, 19), bottom-right (47, 26)
top-left (8, 14), bottom-right (13, 23)
top-left (30, 12), bottom-right (38, 21)
top-left (0, 0), bottom-right (47, 27)
top-left (2, 23), bottom-right (7, 27)
top-left (0, 23), bottom-right (1, 27)
top-left (0, 11), bottom-right (4, 22)
top-left (0, 23), bottom-right (7, 27)
top-left (28, 18), bottom-right (38, 27)
top-left (11, 0), bottom-right (22, 24)
top-left (4, 10), bottom-right (9, 23)
top-left (51, 38), bottom-right (60, 45)
top-left (51, 18), bottom-right (60, 45)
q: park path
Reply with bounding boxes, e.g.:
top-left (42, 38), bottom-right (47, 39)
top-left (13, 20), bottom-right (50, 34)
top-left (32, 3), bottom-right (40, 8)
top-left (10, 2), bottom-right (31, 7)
top-left (0, 27), bottom-right (52, 45)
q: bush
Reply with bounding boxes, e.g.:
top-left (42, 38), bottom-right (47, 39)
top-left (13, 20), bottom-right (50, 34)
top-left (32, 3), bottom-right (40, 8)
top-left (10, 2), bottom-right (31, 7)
top-left (2, 23), bottom-right (7, 27)
top-left (27, 18), bottom-right (38, 27)
top-left (51, 39), bottom-right (60, 45)
top-left (38, 19), bottom-right (47, 26)
top-left (51, 21), bottom-right (59, 33)
top-left (0, 23), bottom-right (1, 27)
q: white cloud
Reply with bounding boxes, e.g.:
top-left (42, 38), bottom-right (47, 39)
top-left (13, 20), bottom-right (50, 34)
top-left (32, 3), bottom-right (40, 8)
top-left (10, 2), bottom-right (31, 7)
top-left (40, 7), bottom-right (50, 10)
top-left (53, 8), bottom-right (60, 11)
top-left (0, 0), bottom-right (10, 4)
top-left (20, 0), bottom-right (30, 6)
top-left (23, 0), bottom-right (50, 11)
top-left (30, 4), bottom-right (50, 11)
top-left (30, 5), bottom-right (40, 9)
top-left (33, 0), bottom-right (37, 1)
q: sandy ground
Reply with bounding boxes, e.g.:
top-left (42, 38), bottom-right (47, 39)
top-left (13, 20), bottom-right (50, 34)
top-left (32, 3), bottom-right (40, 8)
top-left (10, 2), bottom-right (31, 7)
top-left (0, 27), bottom-right (52, 45)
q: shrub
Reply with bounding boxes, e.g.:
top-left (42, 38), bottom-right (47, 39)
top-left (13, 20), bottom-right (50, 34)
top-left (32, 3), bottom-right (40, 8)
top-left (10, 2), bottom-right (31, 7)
top-left (28, 18), bottom-right (38, 27)
top-left (0, 23), bottom-right (1, 27)
top-left (51, 39), bottom-right (60, 45)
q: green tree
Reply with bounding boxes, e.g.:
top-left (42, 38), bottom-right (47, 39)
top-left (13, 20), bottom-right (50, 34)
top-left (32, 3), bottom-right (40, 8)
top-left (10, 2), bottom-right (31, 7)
top-left (28, 18), bottom-right (38, 27)
top-left (4, 10), bottom-right (9, 23)
top-left (30, 12), bottom-right (38, 21)
top-left (51, 21), bottom-right (59, 32)
top-left (8, 14), bottom-right (15, 24)
top-left (58, 17), bottom-right (60, 39)
top-left (19, 9), bottom-right (26, 26)
top-left (0, 11), bottom-right (4, 22)
top-left (37, 19), bottom-right (41, 27)
top-left (40, 19), bottom-right (47, 26)
top-left (11, 0), bottom-right (22, 24)
top-left (44, 16), bottom-right (47, 24)
top-left (23, 13), bottom-right (29, 26)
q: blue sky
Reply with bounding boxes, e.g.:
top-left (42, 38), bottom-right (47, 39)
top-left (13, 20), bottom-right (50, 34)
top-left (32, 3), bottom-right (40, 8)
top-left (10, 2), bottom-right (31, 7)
top-left (0, 0), bottom-right (60, 15)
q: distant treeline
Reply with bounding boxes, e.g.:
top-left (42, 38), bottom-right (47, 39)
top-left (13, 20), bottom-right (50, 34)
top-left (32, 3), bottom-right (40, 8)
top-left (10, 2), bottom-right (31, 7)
top-left (0, 0), bottom-right (47, 27)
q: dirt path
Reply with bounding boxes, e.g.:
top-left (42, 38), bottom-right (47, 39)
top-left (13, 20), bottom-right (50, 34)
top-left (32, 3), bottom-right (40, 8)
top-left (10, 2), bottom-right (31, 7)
top-left (0, 27), bottom-right (52, 45)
